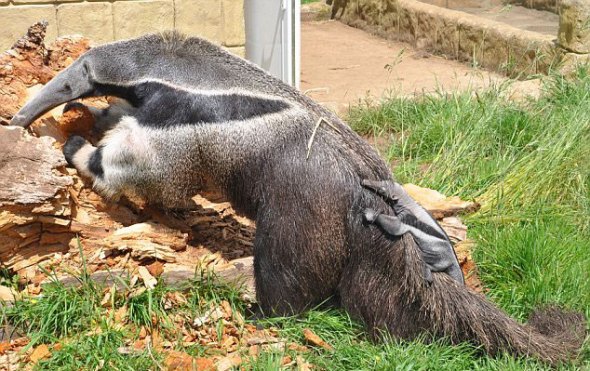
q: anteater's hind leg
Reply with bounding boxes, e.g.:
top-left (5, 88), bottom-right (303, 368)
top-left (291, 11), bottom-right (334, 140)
top-left (253, 206), bottom-right (344, 316)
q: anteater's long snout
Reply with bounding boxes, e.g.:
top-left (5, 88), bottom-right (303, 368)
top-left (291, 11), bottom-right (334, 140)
top-left (11, 59), bottom-right (94, 128)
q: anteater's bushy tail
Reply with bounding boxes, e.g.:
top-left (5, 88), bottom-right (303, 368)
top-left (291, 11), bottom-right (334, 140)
top-left (340, 234), bottom-right (587, 366)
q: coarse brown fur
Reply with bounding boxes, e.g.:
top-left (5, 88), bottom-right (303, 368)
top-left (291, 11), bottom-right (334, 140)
top-left (12, 32), bottom-right (587, 366)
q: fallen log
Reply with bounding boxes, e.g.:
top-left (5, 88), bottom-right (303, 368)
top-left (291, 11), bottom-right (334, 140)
top-left (403, 183), bottom-right (480, 219)
top-left (0, 126), bottom-right (73, 272)
top-left (100, 222), bottom-right (188, 263)
top-left (42, 256), bottom-right (255, 300)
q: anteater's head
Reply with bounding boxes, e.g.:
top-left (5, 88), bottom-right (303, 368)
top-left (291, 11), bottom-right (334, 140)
top-left (11, 32), bottom-right (225, 128)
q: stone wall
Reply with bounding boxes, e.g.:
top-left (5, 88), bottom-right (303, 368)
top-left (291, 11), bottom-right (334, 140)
top-left (506, 0), bottom-right (559, 14)
top-left (0, 0), bottom-right (245, 56)
top-left (337, 0), bottom-right (558, 77)
top-left (558, 0), bottom-right (590, 72)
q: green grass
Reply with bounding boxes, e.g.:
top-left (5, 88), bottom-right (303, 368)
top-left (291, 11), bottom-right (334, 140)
top-left (472, 218), bottom-right (590, 321)
top-left (0, 268), bottom-right (251, 370)
top-left (348, 73), bottom-right (590, 226)
top-left (3, 274), bottom-right (101, 345)
top-left (36, 325), bottom-right (159, 370)
top-left (258, 308), bottom-right (571, 371)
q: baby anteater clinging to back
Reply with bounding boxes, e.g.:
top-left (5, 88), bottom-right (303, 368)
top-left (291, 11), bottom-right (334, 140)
top-left (11, 32), bottom-right (586, 365)
top-left (361, 179), bottom-right (464, 285)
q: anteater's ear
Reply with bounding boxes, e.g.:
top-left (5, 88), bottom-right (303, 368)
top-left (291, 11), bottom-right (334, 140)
top-left (11, 56), bottom-right (95, 128)
top-left (361, 179), bottom-right (400, 202)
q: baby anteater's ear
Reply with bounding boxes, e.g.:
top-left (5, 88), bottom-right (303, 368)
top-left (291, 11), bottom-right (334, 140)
top-left (361, 179), bottom-right (401, 202)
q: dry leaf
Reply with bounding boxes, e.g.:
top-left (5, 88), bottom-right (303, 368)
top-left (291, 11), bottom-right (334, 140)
top-left (296, 355), bottom-right (313, 371)
top-left (27, 284), bottom-right (41, 295)
top-left (29, 344), bottom-right (51, 363)
top-left (220, 300), bottom-right (232, 318)
top-left (0, 351), bottom-right (20, 371)
top-left (288, 343), bottom-right (310, 353)
top-left (261, 342), bottom-right (286, 352)
top-left (100, 291), bottom-right (111, 308)
top-left (165, 350), bottom-right (211, 371)
top-left (139, 326), bottom-right (148, 339)
top-left (244, 332), bottom-right (280, 346)
top-left (195, 357), bottom-right (216, 371)
top-left (216, 354), bottom-right (242, 371)
top-left (244, 324), bottom-right (257, 333)
top-left (138, 266), bottom-right (157, 290)
top-left (233, 311), bottom-right (245, 327)
top-left (282, 355), bottom-right (294, 366)
top-left (0, 342), bottom-right (11, 355)
top-left (193, 306), bottom-right (225, 328)
top-left (164, 292), bottom-right (188, 309)
top-left (133, 339), bottom-right (145, 351)
top-left (302, 328), bottom-right (333, 351)
top-left (31, 272), bottom-right (47, 285)
top-left (248, 345), bottom-right (260, 357)
top-left (220, 336), bottom-right (238, 353)
top-left (11, 337), bottom-right (29, 348)
top-left (151, 330), bottom-right (163, 351)
top-left (115, 305), bottom-right (128, 324)
top-left (146, 261), bottom-right (165, 277)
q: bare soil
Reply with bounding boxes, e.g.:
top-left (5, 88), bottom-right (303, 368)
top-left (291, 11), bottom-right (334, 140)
top-left (301, 20), bottom-right (541, 115)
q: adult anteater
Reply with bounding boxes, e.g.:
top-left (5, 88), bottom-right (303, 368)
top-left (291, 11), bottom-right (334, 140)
top-left (11, 32), bottom-right (586, 365)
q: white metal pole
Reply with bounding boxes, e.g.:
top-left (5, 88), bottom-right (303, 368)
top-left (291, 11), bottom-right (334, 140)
top-left (293, 0), bottom-right (301, 89)
top-left (244, 0), bottom-right (300, 89)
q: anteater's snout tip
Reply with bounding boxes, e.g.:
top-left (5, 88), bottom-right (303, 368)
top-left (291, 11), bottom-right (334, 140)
top-left (10, 114), bottom-right (30, 128)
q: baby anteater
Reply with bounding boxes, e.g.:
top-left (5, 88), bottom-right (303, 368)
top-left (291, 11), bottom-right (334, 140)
top-left (361, 178), bottom-right (464, 285)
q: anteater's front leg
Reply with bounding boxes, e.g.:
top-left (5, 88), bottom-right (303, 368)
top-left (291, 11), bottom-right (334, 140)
top-left (62, 115), bottom-right (152, 202)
